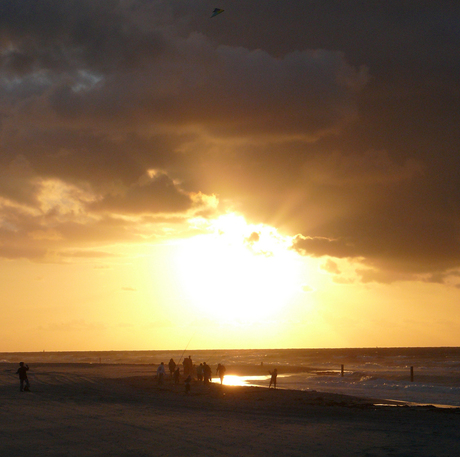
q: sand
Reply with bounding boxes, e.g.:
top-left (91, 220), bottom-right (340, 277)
top-left (1, 363), bottom-right (459, 456)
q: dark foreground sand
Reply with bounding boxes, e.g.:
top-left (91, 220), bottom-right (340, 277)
top-left (1, 363), bottom-right (459, 456)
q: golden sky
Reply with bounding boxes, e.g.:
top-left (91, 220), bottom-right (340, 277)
top-left (0, 1), bottom-right (459, 351)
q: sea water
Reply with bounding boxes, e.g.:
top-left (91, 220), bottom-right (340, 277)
top-left (1, 347), bottom-right (460, 406)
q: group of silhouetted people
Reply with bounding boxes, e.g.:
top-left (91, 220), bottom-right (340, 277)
top-left (13, 358), bottom-right (278, 394)
top-left (196, 362), bottom-right (213, 384)
top-left (155, 357), bottom-right (228, 393)
top-left (155, 356), bottom-right (279, 392)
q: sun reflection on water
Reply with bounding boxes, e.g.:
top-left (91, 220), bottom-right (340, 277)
top-left (221, 374), bottom-right (270, 387)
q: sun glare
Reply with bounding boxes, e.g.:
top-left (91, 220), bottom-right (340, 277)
top-left (174, 214), bottom-right (302, 322)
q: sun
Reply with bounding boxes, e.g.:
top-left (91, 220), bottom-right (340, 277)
top-left (173, 214), bottom-right (302, 322)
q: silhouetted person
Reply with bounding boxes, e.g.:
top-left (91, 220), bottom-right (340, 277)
top-left (184, 375), bottom-right (192, 394)
top-left (216, 363), bottom-right (226, 385)
top-left (183, 357), bottom-right (189, 377)
top-left (16, 362), bottom-right (30, 392)
top-left (168, 358), bottom-right (176, 380)
top-left (196, 363), bottom-right (204, 382)
top-left (203, 362), bottom-right (212, 384)
top-left (157, 362), bottom-right (166, 385)
top-left (183, 355), bottom-right (193, 377)
top-left (269, 368), bottom-right (278, 389)
top-left (174, 367), bottom-right (180, 385)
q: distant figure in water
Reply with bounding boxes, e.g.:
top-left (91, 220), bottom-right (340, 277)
top-left (157, 362), bottom-right (166, 385)
top-left (168, 358), bottom-right (176, 380)
top-left (16, 362), bottom-right (30, 392)
top-left (269, 368), bottom-right (278, 389)
top-left (216, 363), bottom-right (226, 385)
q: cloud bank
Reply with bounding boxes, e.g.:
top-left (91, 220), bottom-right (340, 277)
top-left (0, 0), bottom-right (459, 285)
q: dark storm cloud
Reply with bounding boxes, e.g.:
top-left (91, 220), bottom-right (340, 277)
top-left (0, 0), bottom-right (366, 140)
top-left (91, 171), bottom-right (194, 214)
top-left (292, 236), bottom-right (357, 260)
top-left (0, 0), bottom-right (458, 283)
top-left (11, 34), bottom-right (366, 141)
top-left (195, 1), bottom-right (460, 282)
top-left (290, 173), bottom-right (460, 282)
top-left (0, 0), bottom-right (166, 74)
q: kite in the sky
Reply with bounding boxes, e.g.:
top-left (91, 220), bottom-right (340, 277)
top-left (211, 8), bottom-right (224, 17)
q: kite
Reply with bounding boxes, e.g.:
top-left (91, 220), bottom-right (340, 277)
top-left (211, 8), bottom-right (224, 17)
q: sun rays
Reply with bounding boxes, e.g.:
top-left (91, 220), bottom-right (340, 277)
top-left (173, 214), bottom-right (303, 322)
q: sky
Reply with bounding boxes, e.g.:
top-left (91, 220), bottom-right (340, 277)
top-left (0, 1), bottom-right (460, 351)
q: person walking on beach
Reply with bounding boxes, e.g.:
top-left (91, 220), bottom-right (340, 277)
top-left (173, 367), bottom-right (181, 385)
top-left (168, 358), bottom-right (176, 380)
top-left (184, 375), bottom-right (192, 394)
top-left (196, 363), bottom-right (204, 382)
top-left (16, 362), bottom-right (30, 392)
top-left (157, 362), bottom-right (166, 385)
top-left (216, 363), bottom-right (226, 385)
top-left (183, 355), bottom-right (193, 377)
top-left (183, 356), bottom-right (190, 377)
top-left (269, 368), bottom-right (278, 389)
top-left (203, 362), bottom-right (212, 385)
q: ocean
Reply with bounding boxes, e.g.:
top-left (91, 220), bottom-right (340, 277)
top-left (2, 347), bottom-right (460, 407)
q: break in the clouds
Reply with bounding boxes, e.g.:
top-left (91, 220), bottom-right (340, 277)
top-left (0, 1), bottom-right (459, 284)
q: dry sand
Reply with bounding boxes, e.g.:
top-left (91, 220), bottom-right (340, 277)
top-left (1, 363), bottom-right (459, 456)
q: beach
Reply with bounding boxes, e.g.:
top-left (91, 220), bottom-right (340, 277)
top-left (1, 362), bottom-right (459, 456)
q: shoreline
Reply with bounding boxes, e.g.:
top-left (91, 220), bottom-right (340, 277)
top-left (2, 361), bottom-right (460, 410)
top-left (1, 363), bottom-right (459, 456)
top-left (121, 374), bottom-right (460, 411)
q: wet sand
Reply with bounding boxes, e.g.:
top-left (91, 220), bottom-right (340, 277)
top-left (1, 363), bottom-right (459, 456)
